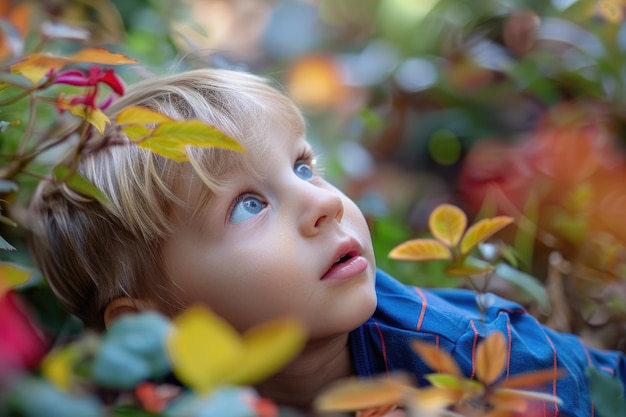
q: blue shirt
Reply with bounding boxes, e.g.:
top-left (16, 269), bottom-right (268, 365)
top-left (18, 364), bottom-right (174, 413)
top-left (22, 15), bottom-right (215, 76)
top-left (349, 269), bottom-right (626, 416)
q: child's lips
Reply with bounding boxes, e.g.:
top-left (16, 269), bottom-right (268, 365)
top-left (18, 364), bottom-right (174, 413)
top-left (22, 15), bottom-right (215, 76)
top-left (321, 239), bottom-right (367, 281)
top-left (320, 255), bottom-right (368, 281)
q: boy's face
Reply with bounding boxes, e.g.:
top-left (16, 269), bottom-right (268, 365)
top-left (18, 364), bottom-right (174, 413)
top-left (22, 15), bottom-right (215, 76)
top-left (163, 129), bottom-right (377, 339)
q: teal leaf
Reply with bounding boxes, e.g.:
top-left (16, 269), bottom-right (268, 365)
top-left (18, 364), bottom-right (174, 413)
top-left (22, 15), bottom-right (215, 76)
top-left (587, 367), bottom-right (626, 417)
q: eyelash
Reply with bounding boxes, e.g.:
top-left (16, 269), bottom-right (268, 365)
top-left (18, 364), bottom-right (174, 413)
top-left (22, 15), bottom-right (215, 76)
top-left (297, 148), bottom-right (323, 176)
top-left (226, 148), bottom-right (321, 222)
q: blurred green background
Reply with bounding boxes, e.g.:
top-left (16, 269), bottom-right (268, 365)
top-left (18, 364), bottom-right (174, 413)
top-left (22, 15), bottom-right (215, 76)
top-left (2, 0), bottom-right (626, 352)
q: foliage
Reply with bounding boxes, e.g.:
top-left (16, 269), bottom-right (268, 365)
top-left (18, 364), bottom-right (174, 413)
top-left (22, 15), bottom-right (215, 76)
top-left (2, 0), bottom-right (626, 416)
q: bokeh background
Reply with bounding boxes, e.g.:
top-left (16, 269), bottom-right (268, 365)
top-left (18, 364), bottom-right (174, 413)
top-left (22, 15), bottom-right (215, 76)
top-left (2, 0), bottom-right (626, 355)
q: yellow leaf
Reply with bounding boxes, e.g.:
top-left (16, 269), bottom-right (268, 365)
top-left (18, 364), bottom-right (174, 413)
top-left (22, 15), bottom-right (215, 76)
top-left (116, 106), bottom-right (174, 125)
top-left (389, 239), bottom-right (451, 262)
top-left (314, 374), bottom-right (413, 412)
top-left (11, 54), bottom-right (71, 84)
top-left (41, 348), bottom-right (75, 391)
top-left (153, 120), bottom-right (244, 151)
top-left (67, 47), bottom-right (139, 65)
top-left (136, 139), bottom-right (188, 162)
top-left (460, 216), bottom-right (514, 256)
top-left (0, 262), bottom-right (30, 289)
top-left (67, 105), bottom-right (110, 134)
top-left (167, 306), bottom-right (244, 394)
top-left (226, 317), bottom-right (306, 386)
top-left (121, 125), bottom-right (153, 141)
top-left (411, 340), bottom-right (462, 376)
top-left (429, 204), bottom-right (467, 248)
top-left (475, 332), bottom-right (506, 385)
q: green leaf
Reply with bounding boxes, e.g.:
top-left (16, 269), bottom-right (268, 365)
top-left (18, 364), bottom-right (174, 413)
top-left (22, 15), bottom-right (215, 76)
top-left (0, 213), bottom-right (17, 228)
top-left (495, 263), bottom-right (549, 313)
top-left (444, 256), bottom-right (494, 277)
top-left (53, 167), bottom-right (110, 204)
top-left (587, 367), bottom-right (626, 417)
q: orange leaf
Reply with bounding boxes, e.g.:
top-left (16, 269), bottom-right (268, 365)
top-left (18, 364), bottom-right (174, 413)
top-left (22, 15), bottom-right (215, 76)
top-left (389, 239), bottom-right (451, 262)
top-left (475, 332), bottom-right (507, 385)
top-left (407, 386), bottom-right (461, 414)
top-left (429, 204), bottom-right (467, 247)
top-left (314, 374), bottom-right (413, 412)
top-left (11, 48), bottom-right (137, 84)
top-left (68, 47), bottom-right (139, 65)
top-left (490, 388), bottom-right (533, 413)
top-left (502, 368), bottom-right (567, 389)
top-left (459, 216), bottom-right (514, 256)
top-left (411, 340), bottom-right (463, 376)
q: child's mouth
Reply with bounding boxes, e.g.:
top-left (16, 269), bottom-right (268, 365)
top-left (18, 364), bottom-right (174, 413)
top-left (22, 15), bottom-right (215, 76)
top-left (332, 254), bottom-right (353, 267)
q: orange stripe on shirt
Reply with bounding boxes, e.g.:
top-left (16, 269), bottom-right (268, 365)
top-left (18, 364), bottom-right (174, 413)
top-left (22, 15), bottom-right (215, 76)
top-left (469, 320), bottom-right (479, 380)
top-left (374, 322), bottom-right (390, 377)
top-left (535, 318), bottom-right (559, 416)
top-left (413, 287), bottom-right (427, 332)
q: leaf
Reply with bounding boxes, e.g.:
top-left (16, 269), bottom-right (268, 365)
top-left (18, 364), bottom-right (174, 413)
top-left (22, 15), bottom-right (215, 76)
top-left (475, 332), bottom-right (506, 385)
top-left (121, 125), bottom-right (153, 141)
top-left (460, 216), bottom-right (514, 256)
top-left (0, 234), bottom-right (16, 251)
top-left (495, 264), bottom-right (550, 313)
top-left (587, 367), bottom-right (626, 417)
top-left (407, 386), bottom-right (461, 414)
top-left (314, 374), bottom-right (413, 412)
top-left (116, 106), bottom-right (174, 125)
top-left (67, 47), bottom-right (139, 65)
top-left (411, 340), bottom-right (462, 376)
top-left (0, 179), bottom-right (18, 193)
top-left (493, 388), bottom-right (562, 408)
top-left (136, 120), bottom-right (244, 162)
top-left (428, 204), bottom-right (467, 247)
top-left (444, 257), bottom-right (495, 277)
top-left (53, 167), bottom-right (110, 204)
top-left (225, 317), bottom-right (306, 386)
top-left (41, 348), bottom-right (75, 391)
top-left (153, 120), bottom-right (244, 149)
top-left (489, 388), bottom-right (533, 413)
top-left (424, 373), bottom-right (463, 389)
top-left (0, 262), bottom-right (31, 296)
top-left (66, 105), bottom-right (110, 134)
top-left (388, 239), bottom-right (451, 261)
top-left (502, 368), bottom-right (566, 389)
top-left (11, 48), bottom-right (137, 84)
top-left (167, 306), bottom-right (244, 394)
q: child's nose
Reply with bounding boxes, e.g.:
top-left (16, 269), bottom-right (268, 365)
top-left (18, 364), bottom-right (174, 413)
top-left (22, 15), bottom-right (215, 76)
top-left (298, 186), bottom-right (344, 236)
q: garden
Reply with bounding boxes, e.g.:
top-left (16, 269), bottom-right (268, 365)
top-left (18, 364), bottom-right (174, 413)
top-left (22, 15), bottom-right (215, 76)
top-left (1, 0), bottom-right (625, 416)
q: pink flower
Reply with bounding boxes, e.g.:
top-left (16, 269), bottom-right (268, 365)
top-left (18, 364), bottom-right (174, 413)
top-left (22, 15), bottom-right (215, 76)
top-left (49, 65), bottom-right (124, 113)
top-left (0, 291), bottom-right (49, 374)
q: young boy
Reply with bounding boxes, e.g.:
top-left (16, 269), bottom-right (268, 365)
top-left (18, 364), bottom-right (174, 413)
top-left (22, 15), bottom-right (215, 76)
top-left (27, 68), bottom-right (625, 416)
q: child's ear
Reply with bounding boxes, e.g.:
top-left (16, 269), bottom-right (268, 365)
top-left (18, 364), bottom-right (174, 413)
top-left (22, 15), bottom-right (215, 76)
top-left (104, 297), bottom-right (156, 328)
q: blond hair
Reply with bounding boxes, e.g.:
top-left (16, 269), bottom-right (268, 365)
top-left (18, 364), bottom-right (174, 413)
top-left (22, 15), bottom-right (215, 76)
top-left (27, 68), bottom-right (305, 330)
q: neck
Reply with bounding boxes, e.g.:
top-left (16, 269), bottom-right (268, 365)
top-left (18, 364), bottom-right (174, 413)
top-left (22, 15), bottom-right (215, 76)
top-left (255, 333), bottom-right (354, 412)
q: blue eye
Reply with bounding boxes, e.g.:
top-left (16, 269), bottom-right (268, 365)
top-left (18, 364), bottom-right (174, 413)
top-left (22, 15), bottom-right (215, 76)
top-left (230, 196), bottom-right (264, 224)
top-left (295, 162), bottom-right (314, 180)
